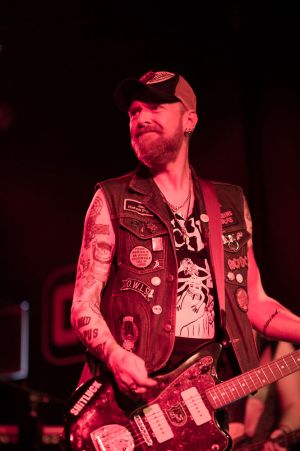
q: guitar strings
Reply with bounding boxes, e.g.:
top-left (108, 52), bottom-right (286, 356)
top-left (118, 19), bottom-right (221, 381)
top-left (207, 351), bottom-right (300, 408)
top-left (124, 423), bottom-right (147, 447)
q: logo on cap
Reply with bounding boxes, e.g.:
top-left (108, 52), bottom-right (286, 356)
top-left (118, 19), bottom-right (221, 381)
top-left (140, 71), bottom-right (176, 85)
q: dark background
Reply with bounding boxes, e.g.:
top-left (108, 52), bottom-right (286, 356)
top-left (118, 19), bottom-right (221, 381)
top-left (0, 0), bottom-right (300, 443)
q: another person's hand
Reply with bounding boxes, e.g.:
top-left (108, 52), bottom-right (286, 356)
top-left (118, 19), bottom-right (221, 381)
top-left (107, 345), bottom-right (157, 395)
top-left (262, 428), bottom-right (287, 451)
top-left (244, 396), bottom-right (265, 437)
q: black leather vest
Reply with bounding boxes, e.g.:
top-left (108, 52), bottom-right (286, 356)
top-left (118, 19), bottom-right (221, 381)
top-left (98, 164), bottom-right (259, 374)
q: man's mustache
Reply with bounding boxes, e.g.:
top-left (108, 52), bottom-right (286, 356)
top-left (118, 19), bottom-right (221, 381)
top-left (135, 126), bottom-right (161, 137)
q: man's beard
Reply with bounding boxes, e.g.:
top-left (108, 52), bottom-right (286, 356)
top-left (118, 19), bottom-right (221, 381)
top-left (131, 125), bottom-right (184, 168)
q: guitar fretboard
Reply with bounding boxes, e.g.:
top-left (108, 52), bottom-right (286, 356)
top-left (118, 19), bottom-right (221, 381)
top-left (206, 349), bottom-right (300, 410)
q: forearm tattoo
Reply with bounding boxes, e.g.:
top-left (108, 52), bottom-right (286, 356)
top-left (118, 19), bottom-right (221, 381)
top-left (77, 316), bottom-right (91, 328)
top-left (91, 329), bottom-right (115, 360)
top-left (262, 309), bottom-right (279, 336)
top-left (83, 328), bottom-right (99, 342)
top-left (92, 343), bottom-right (106, 359)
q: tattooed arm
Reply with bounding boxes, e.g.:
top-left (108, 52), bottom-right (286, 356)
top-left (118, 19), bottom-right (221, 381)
top-left (71, 188), bottom-right (156, 394)
top-left (71, 188), bottom-right (117, 362)
top-left (243, 196), bottom-right (300, 344)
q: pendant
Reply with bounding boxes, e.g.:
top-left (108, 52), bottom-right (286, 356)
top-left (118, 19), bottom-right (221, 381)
top-left (180, 223), bottom-right (188, 238)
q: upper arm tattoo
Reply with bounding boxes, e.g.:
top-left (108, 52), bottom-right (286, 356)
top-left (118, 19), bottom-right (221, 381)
top-left (84, 194), bottom-right (104, 249)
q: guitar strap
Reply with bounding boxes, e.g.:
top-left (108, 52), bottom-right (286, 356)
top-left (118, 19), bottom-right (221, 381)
top-left (199, 178), bottom-right (225, 325)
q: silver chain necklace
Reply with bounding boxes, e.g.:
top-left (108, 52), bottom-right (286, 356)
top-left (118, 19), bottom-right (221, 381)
top-left (158, 173), bottom-right (193, 224)
top-left (160, 188), bottom-right (191, 213)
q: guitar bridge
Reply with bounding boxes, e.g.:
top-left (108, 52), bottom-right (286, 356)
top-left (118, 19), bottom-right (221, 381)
top-left (134, 414), bottom-right (153, 446)
top-left (90, 424), bottom-right (135, 450)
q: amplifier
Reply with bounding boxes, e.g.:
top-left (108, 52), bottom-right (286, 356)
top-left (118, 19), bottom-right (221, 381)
top-left (41, 425), bottom-right (64, 445)
top-left (0, 425), bottom-right (19, 444)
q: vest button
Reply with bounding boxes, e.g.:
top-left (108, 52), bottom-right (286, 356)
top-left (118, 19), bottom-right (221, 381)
top-left (167, 273), bottom-right (174, 282)
top-left (164, 323), bottom-right (172, 332)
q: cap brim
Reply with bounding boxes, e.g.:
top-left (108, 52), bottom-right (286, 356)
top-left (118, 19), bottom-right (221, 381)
top-left (113, 78), bottom-right (179, 111)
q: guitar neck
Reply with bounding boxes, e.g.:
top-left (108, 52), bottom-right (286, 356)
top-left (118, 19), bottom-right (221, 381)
top-left (206, 349), bottom-right (300, 410)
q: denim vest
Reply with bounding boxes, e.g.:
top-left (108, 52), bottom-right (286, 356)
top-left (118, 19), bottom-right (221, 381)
top-left (96, 165), bottom-right (259, 375)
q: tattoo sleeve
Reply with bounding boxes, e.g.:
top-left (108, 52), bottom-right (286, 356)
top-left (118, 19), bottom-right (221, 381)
top-left (71, 188), bottom-right (118, 364)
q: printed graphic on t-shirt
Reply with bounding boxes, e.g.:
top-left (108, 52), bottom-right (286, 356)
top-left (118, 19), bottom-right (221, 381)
top-left (171, 213), bottom-right (215, 339)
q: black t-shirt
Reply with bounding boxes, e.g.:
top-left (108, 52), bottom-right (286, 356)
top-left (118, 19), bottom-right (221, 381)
top-left (167, 200), bottom-right (217, 368)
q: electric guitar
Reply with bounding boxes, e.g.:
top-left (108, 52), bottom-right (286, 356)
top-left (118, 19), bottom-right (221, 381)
top-left (63, 342), bottom-right (300, 451)
top-left (233, 427), bottom-right (300, 450)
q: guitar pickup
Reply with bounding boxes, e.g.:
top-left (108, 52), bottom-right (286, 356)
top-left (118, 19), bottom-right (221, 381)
top-left (143, 403), bottom-right (174, 443)
top-left (181, 387), bottom-right (211, 425)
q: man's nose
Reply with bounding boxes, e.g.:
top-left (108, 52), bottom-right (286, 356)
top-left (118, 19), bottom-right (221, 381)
top-left (137, 109), bottom-right (152, 124)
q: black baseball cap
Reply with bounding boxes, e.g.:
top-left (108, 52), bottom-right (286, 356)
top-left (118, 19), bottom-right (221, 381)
top-left (114, 70), bottom-right (197, 112)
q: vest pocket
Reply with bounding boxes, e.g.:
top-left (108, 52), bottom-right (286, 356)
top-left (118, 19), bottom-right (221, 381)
top-left (118, 216), bottom-right (167, 274)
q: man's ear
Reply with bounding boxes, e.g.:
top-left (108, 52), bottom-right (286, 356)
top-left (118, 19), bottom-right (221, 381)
top-left (186, 110), bottom-right (198, 132)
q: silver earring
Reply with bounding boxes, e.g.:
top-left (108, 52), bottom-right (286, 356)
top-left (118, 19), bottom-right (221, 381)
top-left (184, 128), bottom-right (193, 137)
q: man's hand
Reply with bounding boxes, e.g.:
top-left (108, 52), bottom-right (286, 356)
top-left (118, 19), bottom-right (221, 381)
top-left (262, 428), bottom-right (287, 451)
top-left (107, 346), bottom-right (157, 395)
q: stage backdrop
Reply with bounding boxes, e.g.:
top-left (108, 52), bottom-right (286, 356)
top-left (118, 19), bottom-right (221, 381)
top-left (0, 3), bottom-right (299, 431)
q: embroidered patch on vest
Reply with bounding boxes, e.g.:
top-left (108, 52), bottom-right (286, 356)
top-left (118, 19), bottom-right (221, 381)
top-left (221, 209), bottom-right (238, 227)
top-left (235, 287), bottom-right (249, 312)
top-left (120, 278), bottom-right (154, 301)
top-left (121, 316), bottom-right (138, 351)
top-left (124, 199), bottom-right (153, 216)
top-left (227, 255), bottom-right (248, 271)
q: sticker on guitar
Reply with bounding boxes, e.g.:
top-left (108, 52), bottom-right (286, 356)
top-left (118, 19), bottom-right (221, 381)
top-left (62, 341), bottom-right (300, 450)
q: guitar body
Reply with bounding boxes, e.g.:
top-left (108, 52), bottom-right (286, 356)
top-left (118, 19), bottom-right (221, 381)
top-left (63, 342), bottom-right (231, 450)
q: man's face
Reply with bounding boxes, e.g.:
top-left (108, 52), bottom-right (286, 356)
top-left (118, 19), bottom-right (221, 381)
top-left (128, 99), bottom-right (185, 169)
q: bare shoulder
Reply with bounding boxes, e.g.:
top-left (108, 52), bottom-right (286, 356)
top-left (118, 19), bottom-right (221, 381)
top-left (243, 195), bottom-right (253, 236)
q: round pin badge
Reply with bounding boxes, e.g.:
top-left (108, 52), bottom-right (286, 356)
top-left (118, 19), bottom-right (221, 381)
top-left (130, 246), bottom-right (152, 268)
top-left (235, 288), bottom-right (248, 312)
top-left (200, 213), bottom-right (209, 223)
top-left (151, 276), bottom-right (161, 286)
top-left (236, 273), bottom-right (244, 283)
top-left (152, 305), bottom-right (162, 315)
